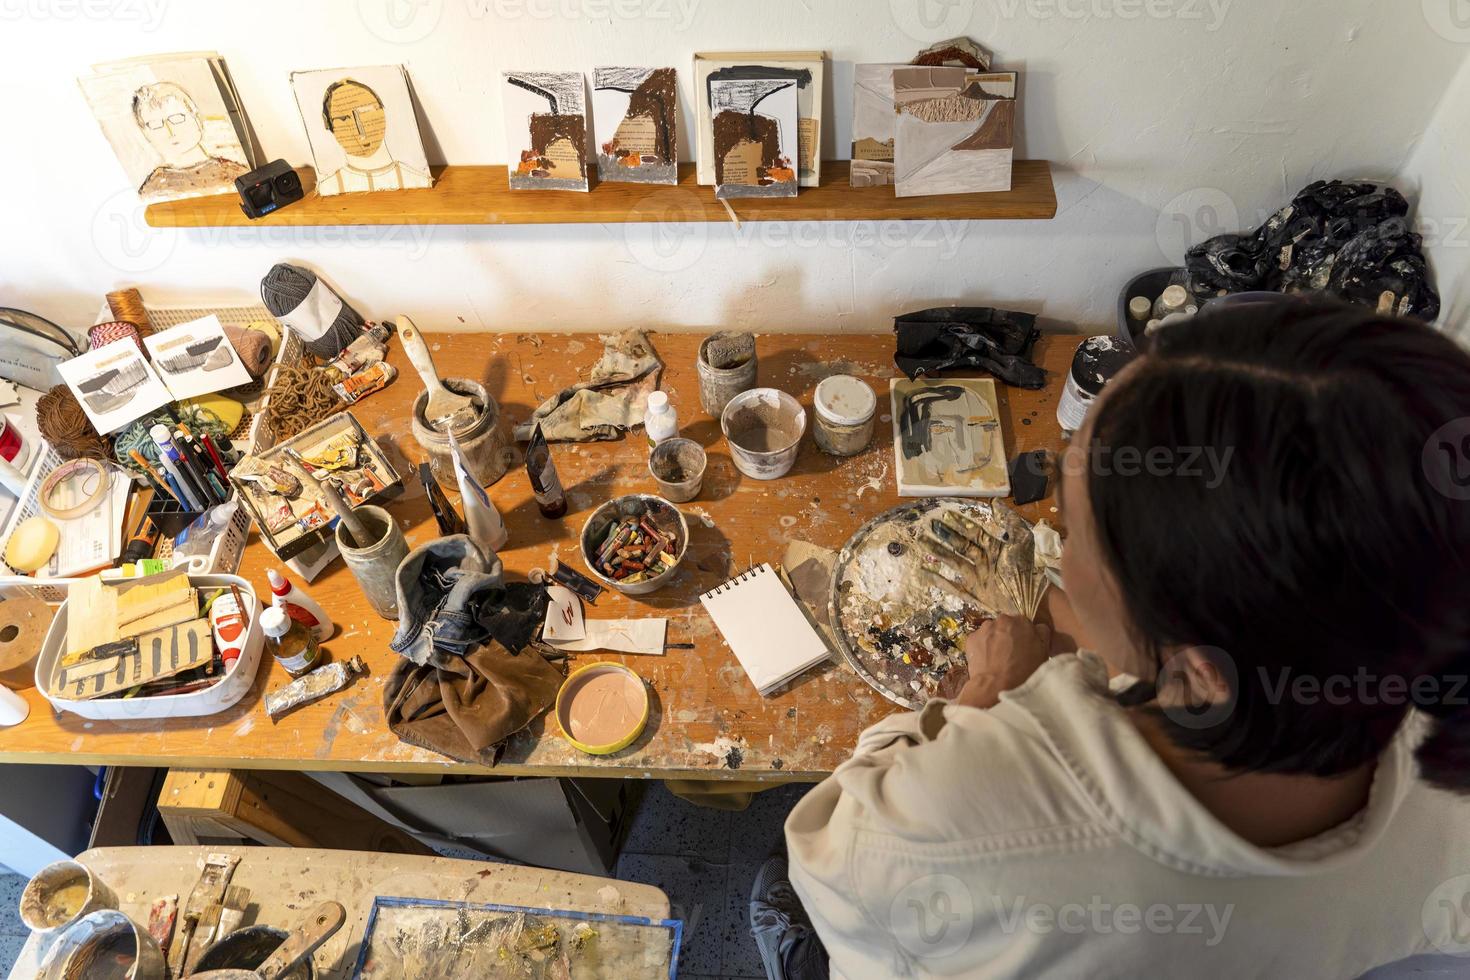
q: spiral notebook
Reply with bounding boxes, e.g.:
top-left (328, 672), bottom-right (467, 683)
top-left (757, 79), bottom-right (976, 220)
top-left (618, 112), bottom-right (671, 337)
top-left (699, 563), bottom-right (831, 695)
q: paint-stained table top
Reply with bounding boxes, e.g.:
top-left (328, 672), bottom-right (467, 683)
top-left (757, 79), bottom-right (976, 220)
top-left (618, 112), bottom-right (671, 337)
top-left (0, 332), bottom-right (1075, 781)
top-left (5, 846), bottom-right (670, 979)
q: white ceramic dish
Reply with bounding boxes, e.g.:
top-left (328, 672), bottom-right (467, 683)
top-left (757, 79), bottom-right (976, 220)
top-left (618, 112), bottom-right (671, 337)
top-left (34, 573), bottom-right (262, 721)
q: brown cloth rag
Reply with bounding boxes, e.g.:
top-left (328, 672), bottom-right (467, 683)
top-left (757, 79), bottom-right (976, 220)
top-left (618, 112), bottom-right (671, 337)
top-left (383, 638), bottom-right (564, 766)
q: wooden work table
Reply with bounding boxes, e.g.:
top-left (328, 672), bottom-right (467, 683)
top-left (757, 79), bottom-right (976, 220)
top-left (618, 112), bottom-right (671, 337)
top-left (0, 332), bottom-right (1074, 782)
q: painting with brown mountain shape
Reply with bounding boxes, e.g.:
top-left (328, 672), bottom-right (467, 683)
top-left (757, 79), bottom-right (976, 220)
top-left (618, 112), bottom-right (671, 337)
top-left (708, 75), bottom-right (798, 199)
top-left (502, 70), bottom-right (590, 191)
top-left (592, 66), bottom-right (678, 184)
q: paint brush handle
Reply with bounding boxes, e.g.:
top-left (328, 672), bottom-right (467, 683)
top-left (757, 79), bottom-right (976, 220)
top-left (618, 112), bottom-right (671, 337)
top-left (394, 315), bottom-right (444, 394)
top-left (317, 474), bottom-right (374, 548)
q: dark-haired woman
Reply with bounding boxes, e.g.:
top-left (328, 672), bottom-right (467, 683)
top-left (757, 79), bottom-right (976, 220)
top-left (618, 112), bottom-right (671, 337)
top-left (772, 301), bottom-right (1470, 978)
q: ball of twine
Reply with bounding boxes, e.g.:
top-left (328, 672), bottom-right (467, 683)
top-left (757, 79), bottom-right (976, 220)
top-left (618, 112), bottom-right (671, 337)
top-left (37, 385), bottom-right (112, 461)
top-left (263, 363), bottom-right (345, 441)
top-left (259, 263), bottom-right (365, 360)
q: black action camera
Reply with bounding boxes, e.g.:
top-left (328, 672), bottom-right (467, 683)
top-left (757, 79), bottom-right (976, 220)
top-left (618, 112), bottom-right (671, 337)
top-left (235, 160), bottom-right (304, 219)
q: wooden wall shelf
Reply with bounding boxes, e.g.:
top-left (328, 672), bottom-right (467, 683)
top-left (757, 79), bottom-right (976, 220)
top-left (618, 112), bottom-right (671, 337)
top-left (145, 160), bottom-right (1056, 228)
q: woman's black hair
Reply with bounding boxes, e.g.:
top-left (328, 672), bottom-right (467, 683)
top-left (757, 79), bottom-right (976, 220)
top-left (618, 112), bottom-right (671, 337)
top-left (1087, 297), bottom-right (1470, 791)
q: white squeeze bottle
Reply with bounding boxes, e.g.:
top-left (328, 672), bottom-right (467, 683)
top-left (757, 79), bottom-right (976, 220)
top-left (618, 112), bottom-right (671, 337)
top-left (644, 391), bottom-right (677, 446)
top-left (451, 433), bottom-right (508, 553)
top-left (266, 568), bottom-right (334, 642)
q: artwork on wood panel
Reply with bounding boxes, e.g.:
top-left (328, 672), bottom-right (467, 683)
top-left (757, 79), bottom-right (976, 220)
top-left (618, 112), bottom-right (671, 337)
top-left (591, 67), bottom-right (677, 184)
top-left (290, 65), bottom-right (432, 195)
top-left (502, 70), bottom-right (590, 192)
top-left (889, 377), bottom-right (1010, 497)
top-left (893, 67), bottom-right (1017, 197)
top-left (707, 73), bottom-right (799, 200)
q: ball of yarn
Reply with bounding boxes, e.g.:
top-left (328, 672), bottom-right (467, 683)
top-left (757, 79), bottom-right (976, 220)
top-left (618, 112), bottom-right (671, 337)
top-left (223, 324), bottom-right (272, 378)
top-left (259, 263), bottom-right (365, 361)
top-left (36, 385), bottom-right (112, 461)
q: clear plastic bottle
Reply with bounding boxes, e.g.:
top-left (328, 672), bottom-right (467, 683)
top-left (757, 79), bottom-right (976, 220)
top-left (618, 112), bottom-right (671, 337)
top-left (259, 605), bottom-right (321, 678)
top-left (644, 391), bottom-right (677, 446)
top-left (171, 501), bottom-right (238, 567)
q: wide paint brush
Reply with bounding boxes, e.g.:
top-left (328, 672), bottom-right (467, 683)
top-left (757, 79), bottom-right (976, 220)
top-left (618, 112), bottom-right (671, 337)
top-left (395, 314), bottom-right (478, 431)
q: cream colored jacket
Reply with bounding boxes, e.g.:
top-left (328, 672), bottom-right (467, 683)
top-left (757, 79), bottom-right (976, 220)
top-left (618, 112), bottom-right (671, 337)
top-left (786, 653), bottom-right (1470, 979)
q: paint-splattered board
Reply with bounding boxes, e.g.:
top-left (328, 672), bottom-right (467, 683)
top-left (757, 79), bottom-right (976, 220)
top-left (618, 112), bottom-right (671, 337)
top-left (0, 333), bottom-right (1074, 782)
top-left (4, 846), bottom-right (669, 979)
top-left (830, 498), bottom-right (1045, 710)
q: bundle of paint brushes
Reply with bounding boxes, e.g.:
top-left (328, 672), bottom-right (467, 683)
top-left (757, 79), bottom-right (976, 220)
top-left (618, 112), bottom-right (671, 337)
top-left (592, 515), bottom-right (680, 584)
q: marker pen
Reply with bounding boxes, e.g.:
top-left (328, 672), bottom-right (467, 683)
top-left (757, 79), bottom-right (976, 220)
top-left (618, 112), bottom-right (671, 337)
top-left (149, 424), bottom-right (207, 510)
top-left (177, 430), bottom-right (225, 503)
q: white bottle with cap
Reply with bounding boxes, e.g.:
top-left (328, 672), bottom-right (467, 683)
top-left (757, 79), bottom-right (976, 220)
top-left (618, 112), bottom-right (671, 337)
top-left (644, 391), bottom-right (677, 446)
top-left (1152, 284), bottom-right (1190, 320)
top-left (266, 568), bottom-right (333, 642)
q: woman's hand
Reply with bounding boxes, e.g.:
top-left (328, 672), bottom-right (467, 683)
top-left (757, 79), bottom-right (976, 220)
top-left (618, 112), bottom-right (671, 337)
top-left (953, 615), bottom-right (1054, 710)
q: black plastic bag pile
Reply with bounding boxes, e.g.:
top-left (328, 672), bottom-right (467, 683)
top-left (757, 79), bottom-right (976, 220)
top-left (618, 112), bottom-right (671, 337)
top-left (1185, 180), bottom-right (1440, 322)
top-left (893, 306), bottom-right (1046, 389)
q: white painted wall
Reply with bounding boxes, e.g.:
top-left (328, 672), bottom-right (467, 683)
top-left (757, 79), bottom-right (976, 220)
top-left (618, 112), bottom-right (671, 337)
top-left (0, 0), bottom-right (1465, 336)
top-left (1405, 48), bottom-right (1470, 343)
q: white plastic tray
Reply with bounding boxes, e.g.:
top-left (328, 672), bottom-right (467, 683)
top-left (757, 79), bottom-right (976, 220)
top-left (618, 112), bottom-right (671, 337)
top-left (33, 573), bottom-right (262, 721)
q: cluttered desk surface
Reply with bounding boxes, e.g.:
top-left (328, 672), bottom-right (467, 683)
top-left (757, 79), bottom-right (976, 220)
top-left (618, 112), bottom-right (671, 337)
top-left (0, 331), bottom-right (1073, 781)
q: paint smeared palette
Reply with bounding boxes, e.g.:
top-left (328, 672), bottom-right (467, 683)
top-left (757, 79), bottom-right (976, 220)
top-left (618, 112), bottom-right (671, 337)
top-left (828, 497), bottom-right (1048, 709)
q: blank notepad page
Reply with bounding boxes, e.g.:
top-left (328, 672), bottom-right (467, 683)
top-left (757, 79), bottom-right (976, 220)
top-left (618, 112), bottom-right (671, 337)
top-left (698, 563), bottom-right (831, 695)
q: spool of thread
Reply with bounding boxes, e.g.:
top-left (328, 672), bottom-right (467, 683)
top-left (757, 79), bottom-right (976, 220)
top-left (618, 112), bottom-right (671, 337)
top-left (105, 288), bottom-right (154, 337)
top-left (36, 385), bottom-right (111, 462)
top-left (0, 596), bottom-right (50, 689)
top-left (87, 320), bottom-right (145, 356)
top-left (259, 263), bottom-right (365, 360)
top-left (222, 324), bottom-right (272, 378)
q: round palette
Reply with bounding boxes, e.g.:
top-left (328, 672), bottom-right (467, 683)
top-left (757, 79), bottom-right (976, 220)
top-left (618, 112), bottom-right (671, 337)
top-left (828, 498), bottom-right (1042, 710)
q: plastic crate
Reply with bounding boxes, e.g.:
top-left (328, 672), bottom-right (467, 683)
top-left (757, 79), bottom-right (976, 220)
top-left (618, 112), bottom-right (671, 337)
top-left (0, 302), bottom-right (303, 588)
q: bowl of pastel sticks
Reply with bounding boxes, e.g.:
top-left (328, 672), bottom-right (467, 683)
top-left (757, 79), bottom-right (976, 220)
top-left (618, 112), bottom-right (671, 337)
top-left (580, 494), bottom-right (689, 596)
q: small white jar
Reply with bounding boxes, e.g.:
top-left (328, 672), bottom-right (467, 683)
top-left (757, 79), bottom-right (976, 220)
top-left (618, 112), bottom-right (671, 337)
top-left (813, 375), bottom-right (877, 456)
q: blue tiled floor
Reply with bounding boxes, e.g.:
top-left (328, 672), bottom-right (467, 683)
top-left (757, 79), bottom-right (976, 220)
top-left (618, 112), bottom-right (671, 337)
top-left (1, 871), bottom-right (26, 977)
top-left (616, 781), bottom-right (815, 979)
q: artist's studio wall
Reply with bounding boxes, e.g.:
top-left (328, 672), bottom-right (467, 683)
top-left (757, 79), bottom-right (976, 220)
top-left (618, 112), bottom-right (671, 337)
top-left (1, 1), bottom-right (1467, 335)
top-left (1406, 50), bottom-right (1470, 344)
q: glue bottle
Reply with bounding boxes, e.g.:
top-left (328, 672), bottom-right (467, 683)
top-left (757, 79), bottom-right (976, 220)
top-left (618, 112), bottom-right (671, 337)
top-left (266, 568), bottom-right (334, 643)
top-left (260, 606), bottom-right (321, 678)
top-left (644, 391), bottom-right (677, 446)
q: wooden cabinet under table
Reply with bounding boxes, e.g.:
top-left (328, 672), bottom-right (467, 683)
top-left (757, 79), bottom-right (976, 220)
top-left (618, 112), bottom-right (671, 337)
top-left (0, 333), bottom-right (1074, 783)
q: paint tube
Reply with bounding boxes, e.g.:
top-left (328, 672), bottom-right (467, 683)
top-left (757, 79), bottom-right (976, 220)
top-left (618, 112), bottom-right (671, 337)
top-left (450, 431), bottom-right (507, 553)
top-left (264, 656), bottom-right (366, 722)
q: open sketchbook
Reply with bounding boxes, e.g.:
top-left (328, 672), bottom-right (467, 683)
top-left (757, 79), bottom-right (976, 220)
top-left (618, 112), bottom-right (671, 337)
top-left (700, 564), bottom-right (830, 695)
top-left (79, 52), bottom-right (259, 204)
